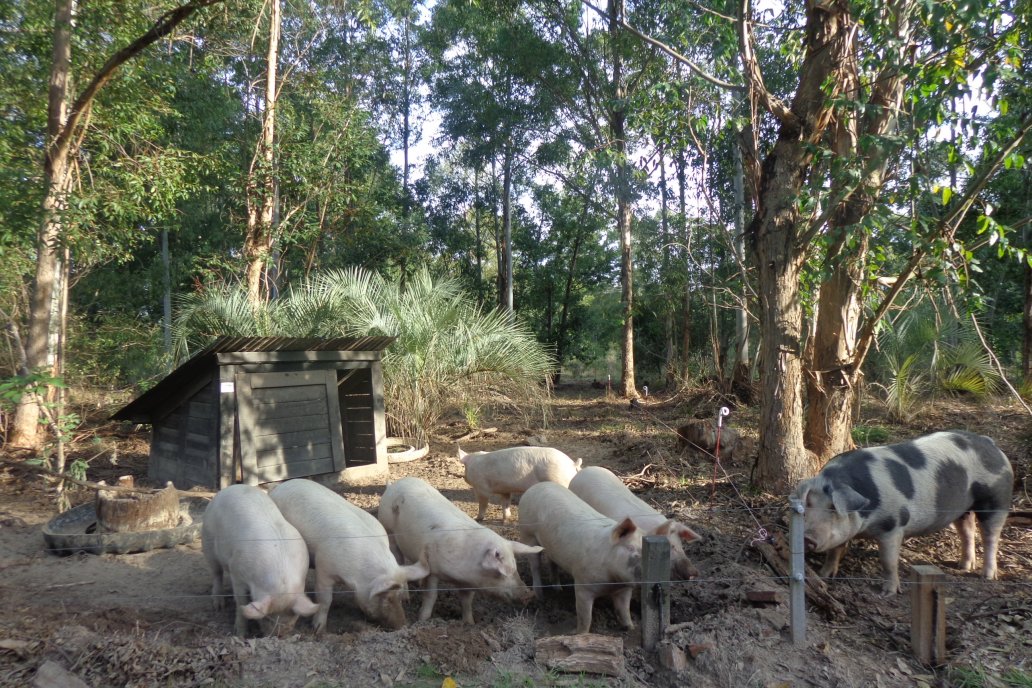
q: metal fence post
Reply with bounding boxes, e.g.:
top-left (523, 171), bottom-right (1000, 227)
top-left (789, 497), bottom-right (806, 647)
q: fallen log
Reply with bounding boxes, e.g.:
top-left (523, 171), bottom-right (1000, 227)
top-left (753, 531), bottom-right (846, 620)
top-left (534, 634), bottom-right (624, 677)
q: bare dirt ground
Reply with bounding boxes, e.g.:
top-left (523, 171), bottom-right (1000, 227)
top-left (1, 382), bottom-right (1031, 688)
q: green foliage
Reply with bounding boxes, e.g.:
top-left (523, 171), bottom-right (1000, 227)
top-left (850, 424), bottom-right (892, 446)
top-left (869, 302), bottom-right (1004, 420)
top-left (946, 665), bottom-right (1032, 688)
top-left (173, 267), bottom-right (556, 442)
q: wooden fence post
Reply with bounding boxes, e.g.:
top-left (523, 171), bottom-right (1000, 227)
top-left (911, 565), bottom-right (946, 665)
top-left (640, 535), bottom-right (671, 651)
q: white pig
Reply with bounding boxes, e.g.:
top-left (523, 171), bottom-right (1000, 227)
top-left (377, 477), bottom-right (542, 624)
top-left (518, 481), bottom-right (643, 634)
top-left (569, 466), bottom-right (701, 580)
top-left (457, 445), bottom-right (583, 523)
top-left (269, 479), bottom-right (429, 632)
top-left (201, 484), bottom-right (319, 636)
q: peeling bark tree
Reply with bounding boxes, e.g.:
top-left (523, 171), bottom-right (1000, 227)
top-left (244, 0), bottom-right (281, 305)
top-left (610, 0), bottom-right (636, 398)
top-left (742, 0), bottom-right (855, 490)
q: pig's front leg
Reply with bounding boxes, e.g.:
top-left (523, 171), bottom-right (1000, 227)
top-left (459, 589), bottom-right (476, 624)
top-left (210, 565), bottom-right (226, 611)
top-left (573, 587), bottom-right (596, 634)
top-left (313, 567), bottom-right (336, 634)
top-left (818, 542), bottom-right (848, 578)
top-left (418, 574), bottom-right (440, 621)
top-left (611, 587), bottom-right (634, 630)
top-left (877, 530), bottom-right (904, 595)
top-left (953, 512), bottom-right (977, 572)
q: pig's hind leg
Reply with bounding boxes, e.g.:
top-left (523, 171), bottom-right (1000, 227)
top-left (475, 493), bottom-right (490, 522)
top-left (953, 511), bottom-right (977, 573)
top-left (974, 508), bottom-right (1007, 580)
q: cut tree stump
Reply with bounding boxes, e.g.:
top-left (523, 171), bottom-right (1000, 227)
top-left (534, 634), bottom-right (624, 676)
top-left (96, 481), bottom-right (180, 533)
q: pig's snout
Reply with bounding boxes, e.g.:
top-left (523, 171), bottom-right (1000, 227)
top-left (804, 537), bottom-right (817, 552)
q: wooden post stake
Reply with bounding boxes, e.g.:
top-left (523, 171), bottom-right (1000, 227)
top-left (789, 497), bottom-right (807, 647)
top-left (641, 535), bottom-right (671, 651)
top-left (910, 565), bottom-right (946, 665)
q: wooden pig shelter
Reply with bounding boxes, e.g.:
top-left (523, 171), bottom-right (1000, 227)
top-left (112, 336), bottom-right (395, 489)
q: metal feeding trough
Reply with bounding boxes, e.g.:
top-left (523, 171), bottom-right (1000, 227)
top-left (42, 496), bottom-right (209, 556)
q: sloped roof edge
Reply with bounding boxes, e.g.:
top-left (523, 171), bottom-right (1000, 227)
top-left (111, 336), bottom-right (396, 422)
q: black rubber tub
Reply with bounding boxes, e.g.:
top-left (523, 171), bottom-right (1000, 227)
top-left (42, 495), bottom-right (210, 556)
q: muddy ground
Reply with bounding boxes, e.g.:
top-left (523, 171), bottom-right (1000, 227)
top-left (1, 382), bottom-right (1031, 687)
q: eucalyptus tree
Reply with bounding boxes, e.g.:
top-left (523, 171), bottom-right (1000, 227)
top-left (514, 0), bottom-right (657, 397)
top-left (425, 0), bottom-right (564, 312)
top-left (739, 0), bottom-right (1031, 486)
top-left (8, 0), bottom-right (226, 450)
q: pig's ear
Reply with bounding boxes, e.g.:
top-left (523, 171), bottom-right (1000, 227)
top-left (611, 517), bottom-right (640, 543)
top-left (671, 522), bottom-right (701, 543)
top-left (792, 480), bottom-right (813, 506)
top-left (574, 458), bottom-right (583, 470)
top-left (457, 446), bottom-right (467, 461)
top-left (508, 540), bottom-right (544, 556)
top-left (242, 597), bottom-right (271, 620)
top-left (371, 574), bottom-right (405, 599)
top-left (831, 485), bottom-right (869, 516)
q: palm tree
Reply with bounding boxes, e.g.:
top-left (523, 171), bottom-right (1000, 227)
top-left (173, 267), bottom-right (556, 443)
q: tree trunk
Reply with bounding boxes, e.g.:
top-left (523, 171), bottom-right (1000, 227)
top-left (9, 0), bottom-right (74, 450)
top-left (474, 167), bottom-right (484, 306)
top-left (804, 228), bottom-right (865, 460)
top-left (556, 203), bottom-right (589, 382)
top-left (502, 147), bottom-right (514, 312)
top-left (610, 0), bottom-right (636, 398)
top-left (676, 149), bottom-right (691, 374)
top-left (10, 0), bottom-right (222, 450)
top-left (244, 0), bottom-right (280, 305)
top-left (745, 0), bottom-right (853, 491)
top-left (803, 0), bottom-right (913, 461)
top-left (660, 147), bottom-right (675, 388)
top-left (730, 126), bottom-right (751, 399)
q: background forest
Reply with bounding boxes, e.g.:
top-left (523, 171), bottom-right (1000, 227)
top-left (1, 0), bottom-right (1031, 493)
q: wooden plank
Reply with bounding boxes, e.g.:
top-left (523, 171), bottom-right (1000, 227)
top-left (222, 368), bottom-right (243, 488)
top-left (252, 385), bottom-right (326, 404)
top-left (186, 400), bottom-right (215, 419)
top-left (250, 398), bottom-right (327, 420)
top-left (641, 535), bottom-right (671, 651)
top-left (217, 351), bottom-right (379, 365)
top-left (253, 427), bottom-right (331, 452)
top-left (911, 565), bottom-right (946, 666)
top-left (255, 443), bottom-right (333, 468)
top-left (253, 413), bottom-right (330, 437)
top-left (245, 456), bottom-right (335, 485)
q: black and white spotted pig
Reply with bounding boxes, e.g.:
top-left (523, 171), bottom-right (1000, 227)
top-left (792, 430), bottom-right (1012, 595)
